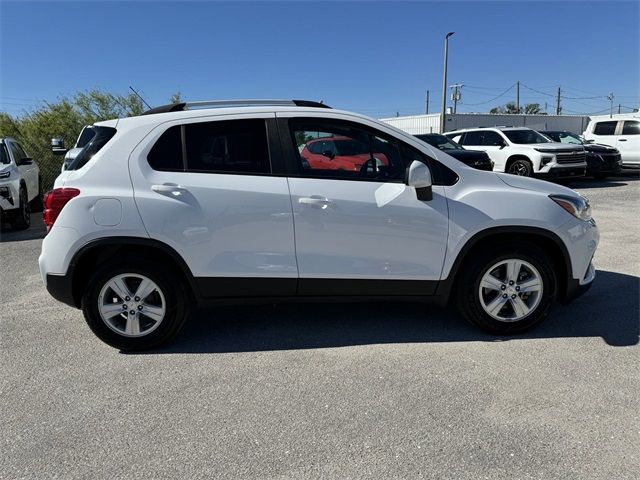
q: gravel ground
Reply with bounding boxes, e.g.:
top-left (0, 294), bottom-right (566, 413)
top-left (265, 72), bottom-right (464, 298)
top-left (1, 172), bottom-right (638, 480)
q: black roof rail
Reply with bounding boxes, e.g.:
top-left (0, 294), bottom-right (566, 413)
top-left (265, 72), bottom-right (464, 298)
top-left (139, 99), bottom-right (330, 116)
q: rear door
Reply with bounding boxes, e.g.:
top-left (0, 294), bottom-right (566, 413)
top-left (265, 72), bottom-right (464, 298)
top-left (617, 120), bottom-right (640, 164)
top-left (129, 114), bottom-right (298, 298)
top-left (279, 114), bottom-right (450, 296)
top-left (588, 120), bottom-right (618, 148)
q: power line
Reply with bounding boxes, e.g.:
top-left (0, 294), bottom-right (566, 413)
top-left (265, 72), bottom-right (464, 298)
top-left (465, 84), bottom-right (516, 106)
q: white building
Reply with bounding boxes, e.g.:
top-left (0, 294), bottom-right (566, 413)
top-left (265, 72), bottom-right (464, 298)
top-left (380, 113), bottom-right (592, 135)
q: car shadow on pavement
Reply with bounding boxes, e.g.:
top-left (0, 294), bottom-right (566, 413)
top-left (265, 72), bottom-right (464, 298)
top-left (141, 269), bottom-right (638, 355)
top-left (0, 213), bottom-right (46, 242)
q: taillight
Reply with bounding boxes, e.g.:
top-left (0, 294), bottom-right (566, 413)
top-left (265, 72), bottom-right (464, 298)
top-left (43, 188), bottom-right (80, 231)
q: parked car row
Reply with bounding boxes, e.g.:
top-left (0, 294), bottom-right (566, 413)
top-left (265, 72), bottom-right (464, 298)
top-left (422, 114), bottom-right (638, 180)
top-left (0, 137), bottom-right (40, 230)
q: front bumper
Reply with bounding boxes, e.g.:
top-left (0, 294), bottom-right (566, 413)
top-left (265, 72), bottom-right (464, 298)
top-left (586, 153), bottom-right (622, 175)
top-left (0, 182), bottom-right (18, 212)
top-left (537, 163), bottom-right (586, 179)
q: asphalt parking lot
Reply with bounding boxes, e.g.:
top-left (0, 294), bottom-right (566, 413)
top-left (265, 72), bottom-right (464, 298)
top-left (1, 173), bottom-right (638, 480)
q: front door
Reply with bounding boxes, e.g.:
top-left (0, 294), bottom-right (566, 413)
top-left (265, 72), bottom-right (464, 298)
top-left (129, 114), bottom-right (298, 297)
top-left (282, 116), bottom-right (449, 296)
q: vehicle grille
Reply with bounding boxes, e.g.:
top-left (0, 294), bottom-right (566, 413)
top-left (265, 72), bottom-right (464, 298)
top-left (555, 150), bottom-right (586, 164)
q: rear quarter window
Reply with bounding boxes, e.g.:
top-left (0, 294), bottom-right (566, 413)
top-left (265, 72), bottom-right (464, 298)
top-left (148, 126), bottom-right (184, 171)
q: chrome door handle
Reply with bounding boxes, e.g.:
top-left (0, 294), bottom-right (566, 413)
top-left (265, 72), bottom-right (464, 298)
top-left (151, 183), bottom-right (187, 196)
top-left (298, 196), bottom-right (334, 209)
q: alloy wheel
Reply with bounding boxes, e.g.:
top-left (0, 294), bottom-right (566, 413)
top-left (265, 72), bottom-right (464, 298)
top-left (97, 274), bottom-right (166, 337)
top-left (478, 259), bottom-right (543, 322)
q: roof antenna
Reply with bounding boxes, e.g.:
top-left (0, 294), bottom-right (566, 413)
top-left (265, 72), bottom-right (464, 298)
top-left (129, 86), bottom-right (152, 109)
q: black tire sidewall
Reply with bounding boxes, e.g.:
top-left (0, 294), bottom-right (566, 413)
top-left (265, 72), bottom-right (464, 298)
top-left (82, 261), bottom-right (188, 350)
top-left (12, 187), bottom-right (30, 230)
top-left (456, 245), bottom-right (556, 334)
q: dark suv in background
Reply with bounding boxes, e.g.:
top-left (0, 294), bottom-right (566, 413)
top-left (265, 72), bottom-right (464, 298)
top-left (540, 130), bottom-right (622, 179)
top-left (415, 133), bottom-right (493, 171)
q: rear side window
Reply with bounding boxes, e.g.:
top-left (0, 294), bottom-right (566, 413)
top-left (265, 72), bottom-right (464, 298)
top-left (148, 126), bottom-right (183, 171)
top-left (593, 121), bottom-right (617, 135)
top-left (622, 121), bottom-right (640, 135)
top-left (67, 126), bottom-right (117, 171)
top-left (462, 131), bottom-right (484, 145)
top-left (184, 119), bottom-right (270, 174)
top-left (482, 131), bottom-right (504, 146)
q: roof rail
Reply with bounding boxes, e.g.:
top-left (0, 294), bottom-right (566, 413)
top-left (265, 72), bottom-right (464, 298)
top-left (140, 99), bottom-right (330, 116)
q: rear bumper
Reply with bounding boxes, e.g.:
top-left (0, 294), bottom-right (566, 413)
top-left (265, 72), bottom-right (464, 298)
top-left (45, 273), bottom-right (77, 308)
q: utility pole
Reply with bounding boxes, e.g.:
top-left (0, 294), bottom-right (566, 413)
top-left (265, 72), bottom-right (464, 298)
top-left (618, 104), bottom-right (621, 114)
top-left (425, 90), bottom-right (430, 114)
top-left (440, 32), bottom-right (455, 133)
top-left (607, 92), bottom-right (614, 117)
top-left (450, 84), bottom-right (463, 114)
top-left (556, 87), bottom-right (561, 115)
top-left (516, 81), bottom-right (520, 113)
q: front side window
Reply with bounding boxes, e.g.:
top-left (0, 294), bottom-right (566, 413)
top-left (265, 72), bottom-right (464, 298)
top-left (482, 131), bottom-right (505, 146)
top-left (185, 119), bottom-right (270, 174)
top-left (290, 119), bottom-right (405, 181)
top-left (622, 121), bottom-right (640, 135)
top-left (502, 129), bottom-right (551, 144)
top-left (593, 121), bottom-right (617, 136)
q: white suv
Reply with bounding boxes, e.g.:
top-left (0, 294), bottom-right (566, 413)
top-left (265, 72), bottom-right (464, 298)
top-left (583, 115), bottom-right (640, 167)
top-left (39, 100), bottom-right (599, 350)
top-left (0, 138), bottom-right (40, 230)
top-left (446, 127), bottom-right (586, 178)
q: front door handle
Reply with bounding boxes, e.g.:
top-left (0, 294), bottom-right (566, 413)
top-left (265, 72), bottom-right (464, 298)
top-left (298, 195), bottom-right (334, 209)
top-left (151, 183), bottom-right (187, 196)
top-left (618, 139), bottom-right (627, 142)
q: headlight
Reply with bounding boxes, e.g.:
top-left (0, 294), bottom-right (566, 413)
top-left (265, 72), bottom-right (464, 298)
top-left (0, 171), bottom-right (10, 179)
top-left (549, 194), bottom-right (592, 221)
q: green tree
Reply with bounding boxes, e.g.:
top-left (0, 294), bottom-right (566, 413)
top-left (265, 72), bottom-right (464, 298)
top-left (490, 102), bottom-right (543, 115)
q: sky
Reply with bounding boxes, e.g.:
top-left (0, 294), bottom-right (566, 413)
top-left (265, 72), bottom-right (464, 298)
top-left (1, 1), bottom-right (638, 118)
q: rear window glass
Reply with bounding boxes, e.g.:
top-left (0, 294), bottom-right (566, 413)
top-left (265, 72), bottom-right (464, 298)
top-left (622, 121), bottom-right (640, 135)
top-left (184, 119), bottom-right (270, 174)
top-left (76, 127), bottom-right (96, 148)
top-left (502, 130), bottom-right (550, 144)
top-left (66, 126), bottom-right (117, 171)
top-left (148, 126), bottom-right (183, 171)
top-left (593, 121), bottom-right (617, 135)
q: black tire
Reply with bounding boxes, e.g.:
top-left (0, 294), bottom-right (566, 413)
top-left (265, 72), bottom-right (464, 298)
top-left (455, 242), bottom-right (557, 334)
top-left (507, 159), bottom-right (533, 177)
top-left (11, 186), bottom-right (31, 230)
top-left (82, 260), bottom-right (190, 350)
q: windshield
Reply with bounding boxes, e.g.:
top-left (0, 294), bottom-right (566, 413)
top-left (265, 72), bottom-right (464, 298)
top-left (503, 129), bottom-right (551, 144)
top-left (555, 132), bottom-right (583, 145)
top-left (417, 134), bottom-right (461, 151)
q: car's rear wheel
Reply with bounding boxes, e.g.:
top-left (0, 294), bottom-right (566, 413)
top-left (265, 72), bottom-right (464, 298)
top-left (507, 159), bottom-right (533, 177)
top-left (11, 186), bottom-right (30, 230)
top-left (82, 260), bottom-right (189, 350)
top-left (455, 243), bottom-right (556, 334)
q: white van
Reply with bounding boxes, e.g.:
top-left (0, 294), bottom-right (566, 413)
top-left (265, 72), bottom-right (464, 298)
top-left (583, 115), bottom-right (640, 167)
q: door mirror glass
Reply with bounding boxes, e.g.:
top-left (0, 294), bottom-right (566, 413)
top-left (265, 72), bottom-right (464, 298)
top-left (51, 137), bottom-right (67, 156)
top-left (17, 157), bottom-right (33, 166)
top-left (406, 160), bottom-right (433, 201)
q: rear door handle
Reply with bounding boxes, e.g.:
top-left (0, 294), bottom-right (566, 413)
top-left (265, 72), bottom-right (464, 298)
top-left (152, 183), bottom-right (187, 196)
top-left (298, 195), bottom-right (334, 209)
top-left (618, 139), bottom-right (627, 142)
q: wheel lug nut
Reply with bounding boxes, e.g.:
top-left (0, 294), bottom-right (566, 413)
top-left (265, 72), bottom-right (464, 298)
top-left (502, 293), bottom-right (508, 298)
top-left (511, 294), bottom-right (516, 299)
top-left (129, 310), bottom-right (135, 315)
top-left (125, 296), bottom-right (131, 301)
top-left (122, 304), bottom-right (127, 309)
top-left (137, 305), bottom-right (143, 310)
top-left (515, 286), bottom-right (520, 291)
top-left (509, 281), bottom-right (514, 286)
top-left (501, 285), bottom-right (506, 290)
top-left (135, 297), bottom-right (140, 302)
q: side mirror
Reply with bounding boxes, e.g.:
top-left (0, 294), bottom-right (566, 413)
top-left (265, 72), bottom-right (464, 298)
top-left (322, 150), bottom-right (335, 160)
top-left (17, 157), bottom-right (33, 166)
top-left (51, 137), bottom-right (67, 156)
top-left (406, 160), bottom-right (433, 201)
top-left (499, 141), bottom-right (507, 149)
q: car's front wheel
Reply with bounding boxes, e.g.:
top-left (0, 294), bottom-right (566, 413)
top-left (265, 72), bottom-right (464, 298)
top-left (455, 243), bottom-right (556, 334)
top-left (82, 260), bottom-right (189, 350)
top-left (507, 159), bottom-right (533, 177)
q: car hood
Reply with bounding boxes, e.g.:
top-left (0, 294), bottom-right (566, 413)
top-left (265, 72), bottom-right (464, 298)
top-left (496, 172), bottom-right (578, 196)
top-left (530, 143), bottom-right (584, 152)
top-left (584, 143), bottom-right (618, 154)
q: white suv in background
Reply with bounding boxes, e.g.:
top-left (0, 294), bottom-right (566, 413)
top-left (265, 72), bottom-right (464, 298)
top-left (583, 115), bottom-right (640, 168)
top-left (446, 127), bottom-right (586, 178)
top-left (39, 100), bottom-right (598, 350)
top-left (0, 138), bottom-right (40, 230)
